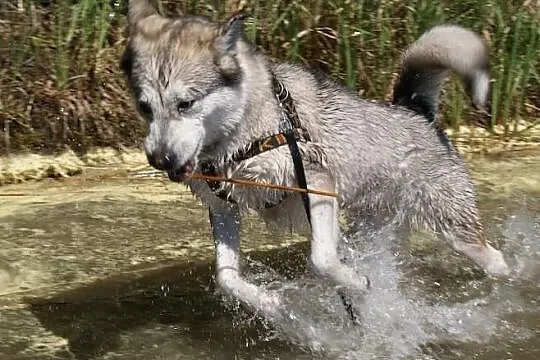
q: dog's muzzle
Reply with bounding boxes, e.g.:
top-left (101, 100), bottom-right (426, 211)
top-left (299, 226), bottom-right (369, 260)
top-left (146, 150), bottom-right (177, 171)
top-left (166, 160), bottom-right (195, 182)
top-left (146, 150), bottom-right (195, 182)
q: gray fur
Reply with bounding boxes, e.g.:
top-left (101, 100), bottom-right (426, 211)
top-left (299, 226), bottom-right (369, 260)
top-left (122, 0), bottom-right (509, 316)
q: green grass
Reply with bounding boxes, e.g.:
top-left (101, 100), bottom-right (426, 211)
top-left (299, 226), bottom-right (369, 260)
top-left (0, 0), bottom-right (538, 154)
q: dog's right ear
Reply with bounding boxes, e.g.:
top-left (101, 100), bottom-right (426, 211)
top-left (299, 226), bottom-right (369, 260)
top-left (127, 0), bottom-right (159, 30)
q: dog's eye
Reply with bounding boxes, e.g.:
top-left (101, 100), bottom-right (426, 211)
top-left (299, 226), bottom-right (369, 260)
top-left (138, 101), bottom-right (152, 117)
top-left (177, 100), bottom-right (195, 112)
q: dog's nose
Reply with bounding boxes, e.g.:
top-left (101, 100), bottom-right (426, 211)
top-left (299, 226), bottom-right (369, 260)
top-left (147, 151), bottom-right (177, 171)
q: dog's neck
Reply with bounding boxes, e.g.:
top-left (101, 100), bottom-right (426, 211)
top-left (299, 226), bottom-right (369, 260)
top-left (201, 45), bottom-right (285, 167)
top-left (239, 53), bottom-right (286, 138)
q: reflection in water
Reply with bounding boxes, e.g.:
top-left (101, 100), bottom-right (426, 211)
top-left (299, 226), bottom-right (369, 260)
top-left (27, 244), bottom-right (313, 360)
top-left (0, 155), bottom-right (538, 359)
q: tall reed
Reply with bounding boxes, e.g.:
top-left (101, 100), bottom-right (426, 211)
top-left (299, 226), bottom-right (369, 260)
top-left (0, 0), bottom-right (538, 154)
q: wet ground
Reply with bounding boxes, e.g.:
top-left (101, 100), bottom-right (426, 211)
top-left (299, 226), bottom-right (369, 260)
top-left (0, 152), bottom-right (539, 359)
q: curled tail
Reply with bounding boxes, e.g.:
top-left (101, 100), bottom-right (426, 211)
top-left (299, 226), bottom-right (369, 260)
top-left (392, 25), bottom-right (490, 122)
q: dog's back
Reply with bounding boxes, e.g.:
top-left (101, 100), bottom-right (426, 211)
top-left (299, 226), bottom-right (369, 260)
top-left (267, 27), bottom-right (508, 276)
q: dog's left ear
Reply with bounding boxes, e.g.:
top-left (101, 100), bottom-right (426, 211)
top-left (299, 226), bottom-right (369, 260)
top-left (214, 12), bottom-right (248, 80)
top-left (128, 0), bottom-right (159, 30)
top-left (216, 12), bottom-right (247, 53)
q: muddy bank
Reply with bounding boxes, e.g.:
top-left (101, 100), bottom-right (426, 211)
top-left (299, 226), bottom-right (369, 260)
top-left (1, 124), bottom-right (539, 187)
top-left (0, 148), bottom-right (148, 186)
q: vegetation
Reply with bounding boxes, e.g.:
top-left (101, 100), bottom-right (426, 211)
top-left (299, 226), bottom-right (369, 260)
top-left (0, 0), bottom-right (538, 154)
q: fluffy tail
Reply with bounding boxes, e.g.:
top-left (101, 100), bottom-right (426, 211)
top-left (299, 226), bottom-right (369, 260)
top-left (392, 25), bottom-right (490, 122)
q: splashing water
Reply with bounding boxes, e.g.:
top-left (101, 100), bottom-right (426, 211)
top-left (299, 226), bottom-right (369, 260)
top-left (233, 209), bottom-right (539, 359)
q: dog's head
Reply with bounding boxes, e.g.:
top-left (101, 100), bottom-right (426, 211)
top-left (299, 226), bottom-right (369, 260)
top-left (121, 0), bottom-right (248, 181)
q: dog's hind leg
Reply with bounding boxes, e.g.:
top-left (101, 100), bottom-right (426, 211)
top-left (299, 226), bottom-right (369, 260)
top-left (209, 204), bottom-right (281, 316)
top-left (405, 176), bottom-right (510, 277)
top-left (440, 220), bottom-right (510, 277)
top-left (308, 171), bottom-right (370, 293)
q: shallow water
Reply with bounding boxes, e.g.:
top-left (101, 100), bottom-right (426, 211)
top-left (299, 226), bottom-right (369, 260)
top-left (0, 153), bottom-right (538, 359)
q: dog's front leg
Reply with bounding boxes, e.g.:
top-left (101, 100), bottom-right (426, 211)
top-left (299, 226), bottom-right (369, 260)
top-left (308, 171), bottom-right (370, 293)
top-left (209, 204), bottom-right (281, 316)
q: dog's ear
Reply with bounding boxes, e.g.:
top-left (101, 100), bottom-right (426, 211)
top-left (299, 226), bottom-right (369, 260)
top-left (214, 12), bottom-right (248, 80)
top-left (128, 0), bottom-right (159, 30)
top-left (216, 12), bottom-right (247, 53)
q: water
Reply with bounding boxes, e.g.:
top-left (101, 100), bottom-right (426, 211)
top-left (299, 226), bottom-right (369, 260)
top-left (0, 153), bottom-right (538, 359)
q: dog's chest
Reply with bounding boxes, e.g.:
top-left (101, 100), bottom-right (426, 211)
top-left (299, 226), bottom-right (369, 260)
top-left (222, 148), bottom-right (298, 209)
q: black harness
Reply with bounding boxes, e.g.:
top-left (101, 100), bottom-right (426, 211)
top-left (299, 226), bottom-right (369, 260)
top-left (200, 74), bottom-right (313, 225)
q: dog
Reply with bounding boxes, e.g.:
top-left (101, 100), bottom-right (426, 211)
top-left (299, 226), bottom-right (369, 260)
top-left (121, 0), bottom-right (510, 317)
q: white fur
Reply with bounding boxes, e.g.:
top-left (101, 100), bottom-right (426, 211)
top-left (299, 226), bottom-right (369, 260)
top-left (472, 70), bottom-right (490, 107)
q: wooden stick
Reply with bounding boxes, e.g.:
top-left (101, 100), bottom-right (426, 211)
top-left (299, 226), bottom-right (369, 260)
top-left (190, 172), bottom-right (338, 198)
top-left (0, 172), bottom-right (339, 198)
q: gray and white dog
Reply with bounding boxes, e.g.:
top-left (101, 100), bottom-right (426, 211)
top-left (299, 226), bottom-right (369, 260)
top-left (122, 0), bottom-right (509, 316)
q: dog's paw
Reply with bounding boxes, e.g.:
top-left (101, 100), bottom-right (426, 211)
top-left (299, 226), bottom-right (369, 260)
top-left (485, 255), bottom-right (511, 277)
top-left (481, 244), bottom-right (511, 277)
top-left (457, 242), bottom-right (511, 278)
top-left (257, 291), bottom-right (282, 316)
top-left (360, 275), bottom-right (371, 290)
top-left (350, 274), bottom-right (371, 292)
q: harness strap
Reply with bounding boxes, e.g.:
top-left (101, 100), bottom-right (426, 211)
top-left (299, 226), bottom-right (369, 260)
top-left (272, 75), bottom-right (312, 226)
top-left (284, 130), bottom-right (312, 225)
top-left (231, 128), bottom-right (310, 163)
top-left (201, 71), bottom-right (313, 225)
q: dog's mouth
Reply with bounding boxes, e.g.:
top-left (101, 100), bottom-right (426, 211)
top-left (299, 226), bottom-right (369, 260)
top-left (167, 159), bottom-right (196, 182)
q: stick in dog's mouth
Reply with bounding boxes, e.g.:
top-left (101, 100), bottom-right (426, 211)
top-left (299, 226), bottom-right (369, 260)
top-left (166, 160), bottom-right (196, 182)
top-left (131, 169), bottom-right (339, 198)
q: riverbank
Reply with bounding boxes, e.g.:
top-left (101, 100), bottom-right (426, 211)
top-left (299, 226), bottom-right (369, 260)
top-left (0, 123), bottom-right (538, 187)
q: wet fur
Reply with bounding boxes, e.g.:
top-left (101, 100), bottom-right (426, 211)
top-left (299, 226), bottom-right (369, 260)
top-left (122, 0), bottom-right (509, 316)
